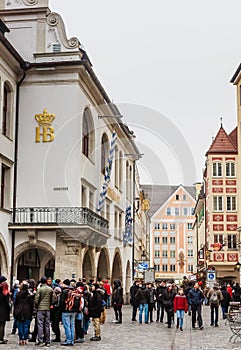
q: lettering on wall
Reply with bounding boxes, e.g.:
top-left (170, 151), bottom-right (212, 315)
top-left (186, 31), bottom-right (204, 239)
top-left (35, 108), bottom-right (55, 142)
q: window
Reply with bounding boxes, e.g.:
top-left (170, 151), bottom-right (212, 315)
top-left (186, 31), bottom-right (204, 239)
top-left (176, 195), bottom-right (179, 200)
top-left (82, 108), bottom-right (95, 160)
top-left (162, 265), bottom-right (168, 272)
top-left (162, 250), bottom-right (168, 258)
top-left (1, 164), bottom-right (10, 209)
top-left (187, 250), bottom-right (193, 257)
top-left (187, 236), bottom-right (193, 244)
top-left (101, 133), bottom-right (109, 174)
top-left (119, 151), bottom-right (123, 191)
top-left (228, 234), bottom-right (237, 249)
top-left (226, 162), bottom-right (235, 177)
top-left (162, 223), bottom-right (168, 230)
top-left (166, 207), bottom-right (171, 216)
top-left (114, 146), bottom-right (119, 189)
top-left (188, 265), bottom-right (193, 272)
top-left (170, 223), bottom-right (176, 230)
top-left (187, 223), bottom-right (192, 230)
top-left (170, 264), bottom-right (176, 272)
top-left (213, 196), bottom-right (223, 211)
top-left (2, 82), bottom-right (12, 138)
top-left (183, 208), bottom-right (188, 216)
top-left (227, 196), bottom-right (237, 211)
top-left (170, 251), bottom-right (176, 258)
top-left (213, 162), bottom-right (222, 177)
top-left (170, 237), bottom-right (176, 244)
top-left (191, 207), bottom-right (195, 215)
top-left (183, 195), bottom-right (186, 200)
top-left (154, 223), bottom-right (160, 230)
top-left (154, 264), bottom-right (160, 271)
top-left (154, 237), bottom-right (160, 244)
top-left (162, 237), bottom-right (168, 244)
top-left (81, 185), bottom-right (87, 207)
top-left (214, 234), bottom-right (223, 245)
top-left (89, 191), bottom-right (94, 211)
top-left (175, 208), bottom-right (179, 216)
top-left (154, 250), bottom-right (160, 258)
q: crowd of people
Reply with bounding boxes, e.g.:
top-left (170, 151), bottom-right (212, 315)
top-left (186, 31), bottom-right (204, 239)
top-left (0, 275), bottom-right (120, 346)
top-left (0, 274), bottom-right (240, 346)
top-left (130, 278), bottom-right (240, 331)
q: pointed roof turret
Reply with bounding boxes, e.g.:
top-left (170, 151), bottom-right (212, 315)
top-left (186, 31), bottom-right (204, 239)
top-left (206, 125), bottom-right (237, 155)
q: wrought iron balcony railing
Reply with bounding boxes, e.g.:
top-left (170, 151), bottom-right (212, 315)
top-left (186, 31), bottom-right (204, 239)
top-left (11, 207), bottom-right (109, 234)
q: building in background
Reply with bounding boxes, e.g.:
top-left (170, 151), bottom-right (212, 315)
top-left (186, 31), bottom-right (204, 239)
top-left (202, 124), bottom-right (239, 285)
top-left (142, 185), bottom-right (196, 283)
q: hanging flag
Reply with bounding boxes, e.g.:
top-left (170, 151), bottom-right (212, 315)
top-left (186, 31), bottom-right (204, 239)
top-left (123, 205), bottom-right (132, 245)
top-left (97, 132), bottom-right (117, 211)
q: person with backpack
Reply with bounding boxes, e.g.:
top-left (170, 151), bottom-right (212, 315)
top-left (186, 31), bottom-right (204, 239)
top-left (135, 283), bottom-right (150, 324)
top-left (59, 279), bottom-right (82, 346)
top-left (207, 283), bottom-right (223, 327)
top-left (50, 287), bottom-right (62, 342)
top-left (111, 280), bottom-right (124, 324)
top-left (188, 282), bottom-right (204, 330)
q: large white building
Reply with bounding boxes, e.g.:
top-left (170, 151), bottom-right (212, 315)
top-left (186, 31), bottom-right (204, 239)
top-left (0, 0), bottom-right (148, 297)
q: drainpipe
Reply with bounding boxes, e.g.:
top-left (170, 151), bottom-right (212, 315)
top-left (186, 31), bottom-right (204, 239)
top-left (10, 70), bottom-right (27, 286)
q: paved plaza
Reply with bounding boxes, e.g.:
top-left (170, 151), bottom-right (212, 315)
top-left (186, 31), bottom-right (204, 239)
top-left (3, 305), bottom-right (241, 350)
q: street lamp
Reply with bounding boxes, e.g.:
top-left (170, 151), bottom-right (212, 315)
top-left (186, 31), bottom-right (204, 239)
top-left (234, 261), bottom-right (241, 272)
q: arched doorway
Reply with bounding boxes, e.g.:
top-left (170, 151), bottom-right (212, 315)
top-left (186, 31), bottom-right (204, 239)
top-left (97, 249), bottom-right (109, 281)
top-left (0, 237), bottom-right (8, 277)
top-left (111, 251), bottom-right (122, 284)
top-left (44, 258), bottom-right (55, 279)
top-left (17, 249), bottom-right (40, 281)
top-left (82, 250), bottom-right (94, 281)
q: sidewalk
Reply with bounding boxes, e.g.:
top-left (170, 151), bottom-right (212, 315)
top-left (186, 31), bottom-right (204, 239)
top-left (3, 305), bottom-right (241, 349)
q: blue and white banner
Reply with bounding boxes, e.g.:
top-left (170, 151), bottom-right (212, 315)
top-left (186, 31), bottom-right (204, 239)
top-left (123, 205), bottom-right (132, 245)
top-left (97, 132), bottom-right (117, 211)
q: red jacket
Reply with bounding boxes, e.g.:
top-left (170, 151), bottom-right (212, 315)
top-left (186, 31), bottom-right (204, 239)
top-left (174, 294), bottom-right (188, 312)
top-left (227, 286), bottom-right (233, 299)
top-left (103, 283), bottom-right (112, 295)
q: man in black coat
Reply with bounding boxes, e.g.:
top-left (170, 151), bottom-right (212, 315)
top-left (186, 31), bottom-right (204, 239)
top-left (88, 283), bottom-right (102, 341)
top-left (130, 281), bottom-right (140, 321)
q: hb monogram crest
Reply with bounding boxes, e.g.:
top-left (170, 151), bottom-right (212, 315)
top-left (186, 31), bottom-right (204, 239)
top-left (35, 108), bottom-right (55, 142)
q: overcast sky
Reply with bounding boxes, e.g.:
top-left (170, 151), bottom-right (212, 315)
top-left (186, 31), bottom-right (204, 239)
top-left (49, 0), bottom-right (241, 186)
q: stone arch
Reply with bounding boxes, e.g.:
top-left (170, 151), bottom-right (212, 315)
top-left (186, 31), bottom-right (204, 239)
top-left (111, 249), bottom-right (123, 284)
top-left (14, 240), bottom-right (55, 281)
top-left (97, 248), bottom-right (110, 281)
top-left (82, 249), bottom-right (95, 281)
top-left (0, 234), bottom-right (9, 277)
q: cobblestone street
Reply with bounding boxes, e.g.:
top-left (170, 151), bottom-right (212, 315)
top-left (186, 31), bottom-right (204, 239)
top-left (2, 305), bottom-right (241, 350)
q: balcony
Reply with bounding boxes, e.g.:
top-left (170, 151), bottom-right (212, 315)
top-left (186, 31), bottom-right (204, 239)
top-left (9, 207), bottom-right (110, 246)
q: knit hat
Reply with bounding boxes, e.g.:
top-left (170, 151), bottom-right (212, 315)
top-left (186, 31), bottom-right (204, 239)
top-left (0, 276), bottom-right (7, 284)
top-left (63, 279), bottom-right (70, 286)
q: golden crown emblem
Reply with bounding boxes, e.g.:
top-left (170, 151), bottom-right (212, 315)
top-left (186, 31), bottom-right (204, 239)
top-left (35, 108), bottom-right (55, 127)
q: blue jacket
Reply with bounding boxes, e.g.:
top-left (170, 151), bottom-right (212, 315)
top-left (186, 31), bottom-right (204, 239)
top-left (188, 288), bottom-right (204, 305)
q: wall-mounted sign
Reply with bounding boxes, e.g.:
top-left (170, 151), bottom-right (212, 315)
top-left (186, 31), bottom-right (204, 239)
top-left (35, 108), bottom-right (55, 142)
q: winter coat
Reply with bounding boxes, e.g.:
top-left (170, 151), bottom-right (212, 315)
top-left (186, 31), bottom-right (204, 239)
top-left (130, 284), bottom-right (139, 305)
top-left (220, 289), bottom-right (231, 308)
top-left (162, 290), bottom-right (176, 312)
top-left (0, 290), bottom-right (11, 322)
top-left (135, 287), bottom-right (150, 305)
top-left (207, 288), bottom-right (223, 305)
top-left (174, 294), bottom-right (188, 313)
top-left (148, 288), bottom-right (156, 304)
top-left (88, 290), bottom-right (102, 318)
top-left (112, 285), bottom-right (124, 306)
top-left (188, 287), bottom-right (204, 305)
top-left (156, 285), bottom-right (166, 303)
top-left (34, 284), bottom-right (56, 311)
top-left (14, 290), bottom-right (34, 321)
